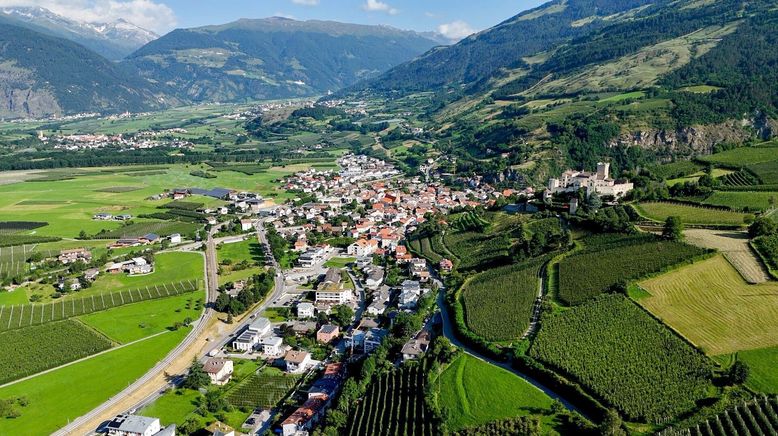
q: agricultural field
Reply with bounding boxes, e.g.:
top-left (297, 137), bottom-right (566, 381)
top-left (671, 396), bottom-right (778, 436)
top-left (226, 367), bottom-right (298, 409)
top-left (437, 354), bottom-right (553, 431)
top-left (635, 202), bottom-right (749, 226)
top-left (747, 160), bottom-right (778, 184)
top-left (753, 233), bottom-right (778, 273)
top-left (667, 169), bottom-right (733, 186)
top-left (93, 221), bottom-right (200, 239)
top-left (638, 255), bottom-right (778, 355)
top-left (217, 239), bottom-right (265, 266)
top-left (79, 293), bottom-right (203, 343)
top-left (700, 143), bottom-right (778, 166)
top-left (443, 230), bottom-right (511, 271)
top-left (450, 211), bottom-right (489, 232)
top-left (733, 347), bottom-right (778, 394)
top-left (347, 362), bottom-right (437, 436)
top-left (683, 229), bottom-right (769, 283)
top-left (0, 162), bottom-right (336, 239)
top-left (702, 191), bottom-right (778, 212)
top-left (558, 237), bottom-right (707, 305)
top-left (461, 259), bottom-right (542, 342)
top-left (0, 320), bottom-right (112, 385)
top-left (0, 328), bottom-right (189, 435)
top-left (0, 281), bottom-right (200, 332)
top-left (409, 236), bottom-right (444, 264)
top-left (530, 295), bottom-right (713, 423)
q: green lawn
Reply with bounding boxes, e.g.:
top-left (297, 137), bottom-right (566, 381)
top-left (79, 292), bottom-right (203, 343)
top-left (701, 143), bottom-right (778, 166)
top-left (84, 251), bottom-right (204, 296)
top-left (437, 354), bottom-right (553, 431)
top-left (0, 328), bottom-right (189, 435)
top-left (323, 257), bottom-right (355, 268)
top-left (634, 202), bottom-right (749, 226)
top-left (666, 169), bottom-right (733, 186)
top-left (737, 346), bottom-right (778, 394)
top-left (216, 239), bottom-right (263, 265)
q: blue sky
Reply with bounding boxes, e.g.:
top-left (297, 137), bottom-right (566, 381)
top-left (0, 0), bottom-right (547, 38)
top-left (167, 0), bottom-right (546, 37)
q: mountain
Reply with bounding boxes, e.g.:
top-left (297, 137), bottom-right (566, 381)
top-left (0, 6), bottom-right (157, 60)
top-left (124, 17), bottom-right (445, 102)
top-left (0, 18), bottom-right (169, 119)
top-left (346, 0), bottom-right (778, 184)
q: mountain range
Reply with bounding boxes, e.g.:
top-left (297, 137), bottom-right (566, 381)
top-left (0, 6), bottom-right (157, 60)
top-left (124, 17), bottom-right (444, 103)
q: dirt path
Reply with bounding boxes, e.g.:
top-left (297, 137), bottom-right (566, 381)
top-left (684, 229), bottom-right (770, 284)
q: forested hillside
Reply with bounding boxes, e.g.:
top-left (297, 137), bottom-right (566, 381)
top-left (125, 17), bottom-right (443, 102)
top-left (0, 19), bottom-right (168, 119)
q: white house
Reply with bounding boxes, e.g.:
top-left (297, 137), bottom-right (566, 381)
top-left (169, 233), bottom-right (182, 244)
top-left (399, 280), bottom-right (422, 309)
top-left (106, 414), bottom-right (174, 436)
top-left (297, 302), bottom-right (315, 319)
top-left (203, 358), bottom-right (234, 385)
top-left (364, 267), bottom-right (384, 290)
top-left (261, 336), bottom-right (284, 357)
top-left (315, 288), bottom-right (353, 305)
top-left (232, 317), bottom-right (272, 351)
top-left (284, 350), bottom-right (313, 374)
top-left (346, 239), bottom-right (378, 257)
top-left (240, 219), bottom-right (254, 232)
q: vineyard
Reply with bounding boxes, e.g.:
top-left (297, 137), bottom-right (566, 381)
top-left (461, 259), bottom-right (543, 341)
top-left (701, 144), bottom-right (778, 166)
top-left (0, 280), bottom-right (200, 332)
top-left (754, 234), bottom-right (778, 271)
top-left (451, 211), bottom-right (489, 232)
top-left (0, 221), bottom-right (48, 234)
top-left (558, 237), bottom-right (707, 305)
top-left (347, 362), bottom-right (436, 436)
top-left (444, 230), bottom-right (511, 271)
top-left (661, 396), bottom-right (778, 436)
top-left (635, 202), bottom-right (749, 226)
top-left (0, 319), bottom-right (112, 384)
top-left (720, 170), bottom-right (760, 187)
top-left (226, 369), bottom-right (298, 408)
top-left (161, 201), bottom-right (205, 211)
top-left (530, 295), bottom-right (713, 423)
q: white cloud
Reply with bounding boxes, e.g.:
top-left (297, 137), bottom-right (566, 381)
top-left (437, 20), bottom-right (475, 41)
top-left (0, 0), bottom-right (177, 33)
top-left (291, 0), bottom-right (318, 5)
top-left (362, 0), bottom-right (398, 15)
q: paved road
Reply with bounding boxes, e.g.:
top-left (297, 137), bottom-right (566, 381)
top-left (53, 224), bottom-right (228, 435)
top-left (96, 219), bottom-right (288, 424)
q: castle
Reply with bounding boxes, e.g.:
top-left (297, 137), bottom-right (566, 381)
top-left (544, 162), bottom-right (633, 200)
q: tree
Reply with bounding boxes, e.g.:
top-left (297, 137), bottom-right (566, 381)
top-left (226, 313), bottom-right (233, 324)
top-left (214, 293), bottom-right (230, 312)
top-left (728, 361), bottom-right (750, 385)
top-left (748, 217), bottom-right (776, 239)
top-left (587, 192), bottom-right (602, 212)
top-left (599, 409), bottom-right (626, 436)
top-left (330, 305), bottom-right (354, 327)
top-left (78, 230), bottom-right (88, 239)
top-left (178, 417), bottom-right (200, 435)
top-left (662, 216), bottom-right (684, 241)
top-left (182, 360), bottom-right (210, 390)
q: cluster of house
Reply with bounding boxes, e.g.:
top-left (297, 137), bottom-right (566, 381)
top-left (313, 268), bottom-right (354, 312)
top-left (47, 131), bottom-right (193, 151)
top-left (281, 362), bottom-right (345, 436)
top-left (58, 248), bottom-right (92, 265)
top-left (106, 257), bottom-right (153, 275)
top-left (109, 233), bottom-right (166, 249)
top-left (93, 213), bottom-right (132, 221)
top-left (544, 162), bottom-right (633, 201)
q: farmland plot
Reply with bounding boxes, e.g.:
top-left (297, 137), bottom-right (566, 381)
top-left (683, 229), bottom-right (769, 283)
top-left (226, 368), bottom-right (297, 408)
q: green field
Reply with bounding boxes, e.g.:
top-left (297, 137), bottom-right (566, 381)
top-left (0, 328), bottom-right (189, 434)
top-left (735, 346), bottom-right (778, 394)
top-left (702, 191), bottom-right (778, 211)
top-left (666, 169), bottom-right (733, 186)
top-left (639, 255), bottom-right (778, 355)
top-left (437, 354), bottom-right (553, 431)
top-left (79, 293), bottom-right (203, 343)
top-left (323, 257), bottom-right (356, 268)
top-left (226, 367), bottom-right (299, 409)
top-left (635, 201), bottom-right (749, 226)
top-left (217, 239), bottom-right (264, 265)
top-left (700, 144), bottom-right (778, 166)
top-left (0, 163), bottom-right (333, 238)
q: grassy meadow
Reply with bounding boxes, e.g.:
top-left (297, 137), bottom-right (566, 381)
top-left (0, 328), bottom-right (189, 435)
top-left (437, 354), bottom-right (553, 431)
top-left (638, 255), bottom-right (778, 355)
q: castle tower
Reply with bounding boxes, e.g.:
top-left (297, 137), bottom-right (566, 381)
top-left (596, 162), bottom-right (610, 180)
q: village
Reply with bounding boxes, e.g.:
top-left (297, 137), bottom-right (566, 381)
top-left (32, 153), bottom-right (633, 436)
